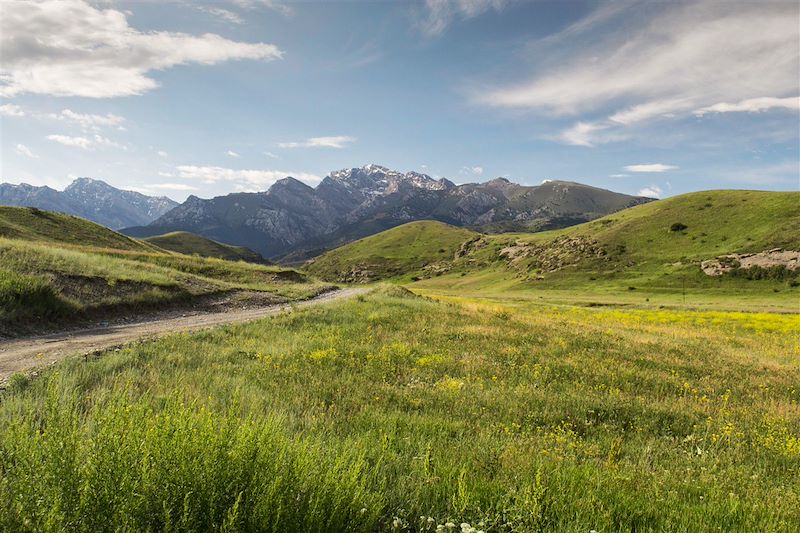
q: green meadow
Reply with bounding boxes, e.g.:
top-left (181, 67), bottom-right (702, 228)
top-left (1, 192), bottom-right (798, 531)
top-left (1, 287), bottom-right (797, 531)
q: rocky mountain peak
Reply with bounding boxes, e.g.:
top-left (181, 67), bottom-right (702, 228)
top-left (1, 177), bottom-right (178, 229)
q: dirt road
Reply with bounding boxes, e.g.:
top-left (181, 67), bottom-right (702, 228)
top-left (0, 288), bottom-right (366, 383)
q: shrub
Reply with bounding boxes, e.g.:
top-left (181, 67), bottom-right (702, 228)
top-left (670, 223), bottom-right (688, 232)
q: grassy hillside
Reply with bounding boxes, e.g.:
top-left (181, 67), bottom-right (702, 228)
top-left (1, 288), bottom-right (797, 530)
top-left (306, 220), bottom-right (477, 282)
top-left (408, 191), bottom-right (800, 309)
top-left (0, 206), bottom-right (156, 251)
top-left (0, 209), bottom-right (330, 335)
top-left (145, 231), bottom-right (266, 263)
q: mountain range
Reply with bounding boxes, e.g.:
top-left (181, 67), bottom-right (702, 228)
top-left (122, 164), bottom-right (653, 260)
top-left (0, 178), bottom-right (177, 230)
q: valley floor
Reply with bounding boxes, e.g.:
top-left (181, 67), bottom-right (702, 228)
top-left (1, 285), bottom-right (797, 531)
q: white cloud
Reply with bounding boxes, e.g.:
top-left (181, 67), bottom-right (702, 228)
top-left (479, 1), bottom-right (799, 139)
top-left (624, 164), bottom-right (678, 173)
top-left (231, 0), bottom-right (293, 17)
top-left (196, 6), bottom-right (244, 24)
top-left (558, 122), bottom-right (599, 147)
top-left (461, 165), bottom-right (484, 176)
top-left (149, 183), bottom-right (198, 191)
top-left (694, 96), bottom-right (800, 116)
top-left (638, 185), bottom-right (663, 198)
top-left (14, 143), bottom-right (38, 158)
top-left (92, 134), bottom-right (125, 149)
top-left (263, 151), bottom-right (278, 159)
top-left (51, 109), bottom-right (125, 129)
top-left (0, 104), bottom-right (25, 117)
top-left (0, 0), bottom-right (283, 98)
top-left (557, 121), bottom-right (630, 147)
top-left (608, 174), bottom-right (629, 178)
top-left (158, 171), bottom-right (174, 178)
top-left (46, 134), bottom-right (92, 149)
top-left (46, 133), bottom-right (124, 149)
top-left (278, 136), bottom-right (356, 149)
top-left (176, 165), bottom-right (321, 191)
top-left (226, 150), bottom-right (241, 158)
top-left (420, 0), bottom-right (506, 36)
top-left (157, 150), bottom-right (169, 158)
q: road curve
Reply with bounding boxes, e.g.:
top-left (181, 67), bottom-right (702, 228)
top-left (0, 288), bottom-right (367, 383)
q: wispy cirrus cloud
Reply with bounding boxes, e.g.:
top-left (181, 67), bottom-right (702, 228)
top-left (231, 0), bottom-right (293, 17)
top-left (195, 5), bottom-right (244, 25)
top-left (419, 0), bottom-right (507, 36)
top-left (46, 133), bottom-right (125, 150)
top-left (14, 144), bottom-right (38, 158)
top-left (176, 165), bottom-right (321, 191)
top-left (478, 1), bottom-right (799, 146)
top-left (694, 96), bottom-right (800, 116)
top-left (50, 109), bottom-right (125, 130)
top-left (46, 134), bottom-right (92, 149)
top-left (0, 0), bottom-right (283, 98)
top-left (278, 136), bottom-right (356, 149)
top-left (624, 163), bottom-right (678, 173)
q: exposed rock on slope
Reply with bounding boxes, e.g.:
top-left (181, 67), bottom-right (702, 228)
top-left (701, 249), bottom-right (800, 276)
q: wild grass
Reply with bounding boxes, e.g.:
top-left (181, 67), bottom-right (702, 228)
top-left (307, 221), bottom-right (477, 282)
top-left (0, 236), bottom-right (328, 330)
top-left (1, 288), bottom-right (797, 531)
top-left (145, 231), bottom-right (265, 263)
top-left (0, 206), bottom-right (156, 251)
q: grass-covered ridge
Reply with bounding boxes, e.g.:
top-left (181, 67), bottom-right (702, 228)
top-left (498, 189), bottom-right (800, 264)
top-left (1, 288), bottom-right (797, 531)
top-left (406, 190), bottom-right (800, 310)
top-left (0, 208), bottom-right (330, 334)
top-left (145, 231), bottom-right (266, 263)
top-left (306, 220), bottom-right (477, 282)
top-left (0, 206), bottom-right (156, 251)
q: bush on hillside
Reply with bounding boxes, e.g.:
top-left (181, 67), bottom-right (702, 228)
top-left (670, 222), bottom-right (688, 232)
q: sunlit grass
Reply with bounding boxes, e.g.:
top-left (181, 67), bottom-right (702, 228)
top-left (1, 287), bottom-right (797, 531)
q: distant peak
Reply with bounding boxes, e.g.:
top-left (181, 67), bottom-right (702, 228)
top-left (362, 163), bottom-right (389, 173)
top-left (65, 177), bottom-right (111, 191)
top-left (271, 176), bottom-right (313, 191)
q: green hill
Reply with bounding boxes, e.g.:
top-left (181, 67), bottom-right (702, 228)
top-left (306, 220), bottom-right (477, 282)
top-left (145, 231), bottom-right (265, 263)
top-left (351, 191), bottom-right (799, 309)
top-left (0, 206), bottom-right (156, 251)
top-left (0, 208), bottom-right (329, 335)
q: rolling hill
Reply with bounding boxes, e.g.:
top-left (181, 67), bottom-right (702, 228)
top-left (309, 190), bottom-right (800, 303)
top-left (417, 190), bottom-right (800, 308)
top-left (0, 207), bottom-right (328, 336)
top-left (145, 231), bottom-right (265, 263)
top-left (0, 206), bottom-right (157, 251)
top-left (305, 221), bottom-right (477, 282)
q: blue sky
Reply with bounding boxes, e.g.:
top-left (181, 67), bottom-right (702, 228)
top-left (1, 0), bottom-right (798, 201)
